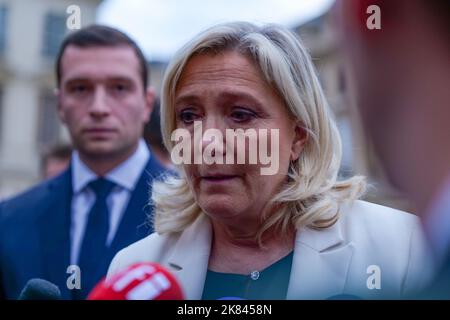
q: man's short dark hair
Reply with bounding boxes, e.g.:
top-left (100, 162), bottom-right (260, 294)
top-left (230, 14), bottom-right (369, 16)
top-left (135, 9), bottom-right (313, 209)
top-left (144, 98), bottom-right (165, 150)
top-left (56, 24), bottom-right (149, 89)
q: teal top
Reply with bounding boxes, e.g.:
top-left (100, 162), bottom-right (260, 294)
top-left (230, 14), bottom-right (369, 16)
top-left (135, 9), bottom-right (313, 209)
top-left (201, 251), bottom-right (294, 300)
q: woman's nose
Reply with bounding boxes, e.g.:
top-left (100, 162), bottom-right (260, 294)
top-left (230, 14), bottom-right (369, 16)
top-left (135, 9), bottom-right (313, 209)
top-left (197, 117), bottom-right (226, 157)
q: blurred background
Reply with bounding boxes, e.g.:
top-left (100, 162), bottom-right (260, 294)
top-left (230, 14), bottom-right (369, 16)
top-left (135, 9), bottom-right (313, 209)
top-left (0, 0), bottom-right (408, 210)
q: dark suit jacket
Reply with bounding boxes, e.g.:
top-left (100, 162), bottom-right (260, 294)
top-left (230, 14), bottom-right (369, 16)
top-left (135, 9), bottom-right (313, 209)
top-left (0, 156), bottom-right (166, 299)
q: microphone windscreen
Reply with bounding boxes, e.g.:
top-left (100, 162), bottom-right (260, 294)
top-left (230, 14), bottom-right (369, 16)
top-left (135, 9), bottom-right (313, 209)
top-left (18, 279), bottom-right (61, 300)
top-left (88, 262), bottom-right (184, 300)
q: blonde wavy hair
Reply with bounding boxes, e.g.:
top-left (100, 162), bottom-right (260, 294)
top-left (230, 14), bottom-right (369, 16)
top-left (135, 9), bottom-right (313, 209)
top-left (152, 21), bottom-right (366, 243)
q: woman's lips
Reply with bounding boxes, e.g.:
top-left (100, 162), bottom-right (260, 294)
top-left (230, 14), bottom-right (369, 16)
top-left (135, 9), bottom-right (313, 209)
top-left (200, 175), bottom-right (240, 184)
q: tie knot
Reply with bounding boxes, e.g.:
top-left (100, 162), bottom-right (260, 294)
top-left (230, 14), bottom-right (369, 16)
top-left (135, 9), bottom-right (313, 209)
top-left (88, 178), bottom-right (115, 199)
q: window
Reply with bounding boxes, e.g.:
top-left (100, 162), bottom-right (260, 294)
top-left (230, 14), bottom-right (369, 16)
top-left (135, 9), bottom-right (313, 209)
top-left (37, 90), bottom-right (61, 151)
top-left (42, 13), bottom-right (66, 58)
top-left (0, 6), bottom-right (8, 53)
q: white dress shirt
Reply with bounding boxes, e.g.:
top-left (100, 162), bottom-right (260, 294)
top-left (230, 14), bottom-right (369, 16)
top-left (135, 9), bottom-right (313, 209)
top-left (424, 175), bottom-right (450, 265)
top-left (70, 139), bottom-right (150, 265)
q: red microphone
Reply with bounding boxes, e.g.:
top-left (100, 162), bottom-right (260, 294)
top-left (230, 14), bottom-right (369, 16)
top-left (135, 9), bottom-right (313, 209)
top-left (87, 262), bottom-right (184, 300)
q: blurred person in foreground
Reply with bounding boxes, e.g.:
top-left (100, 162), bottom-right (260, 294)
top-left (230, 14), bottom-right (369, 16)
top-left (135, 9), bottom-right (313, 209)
top-left (336, 0), bottom-right (449, 298)
top-left (42, 144), bottom-right (72, 180)
top-left (108, 22), bottom-right (433, 299)
top-left (0, 25), bottom-right (166, 299)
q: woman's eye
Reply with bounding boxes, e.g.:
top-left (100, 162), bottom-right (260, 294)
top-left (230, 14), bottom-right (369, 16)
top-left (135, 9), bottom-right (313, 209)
top-left (178, 110), bottom-right (200, 124)
top-left (230, 108), bottom-right (256, 123)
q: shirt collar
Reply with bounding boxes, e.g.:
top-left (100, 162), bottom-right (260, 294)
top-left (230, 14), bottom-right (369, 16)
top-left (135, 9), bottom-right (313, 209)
top-left (72, 139), bottom-right (150, 193)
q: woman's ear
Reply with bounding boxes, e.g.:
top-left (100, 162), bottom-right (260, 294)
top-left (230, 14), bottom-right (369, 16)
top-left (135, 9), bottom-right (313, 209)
top-left (290, 123), bottom-right (307, 161)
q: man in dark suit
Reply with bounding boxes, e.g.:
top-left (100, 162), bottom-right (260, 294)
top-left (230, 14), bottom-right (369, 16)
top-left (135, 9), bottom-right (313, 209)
top-left (335, 0), bottom-right (450, 298)
top-left (0, 25), bottom-right (166, 299)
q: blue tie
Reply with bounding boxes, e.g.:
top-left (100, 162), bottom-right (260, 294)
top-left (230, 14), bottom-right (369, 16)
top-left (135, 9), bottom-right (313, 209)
top-left (77, 178), bottom-right (115, 299)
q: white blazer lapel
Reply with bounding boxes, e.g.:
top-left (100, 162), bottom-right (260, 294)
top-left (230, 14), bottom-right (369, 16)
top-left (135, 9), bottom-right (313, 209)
top-left (287, 218), bottom-right (354, 299)
top-left (165, 212), bottom-right (354, 299)
top-left (166, 214), bottom-right (212, 299)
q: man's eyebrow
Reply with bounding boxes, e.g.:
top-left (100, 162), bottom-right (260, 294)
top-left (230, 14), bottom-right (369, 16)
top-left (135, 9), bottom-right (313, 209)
top-left (64, 77), bottom-right (91, 84)
top-left (105, 77), bottom-right (134, 83)
top-left (64, 76), bottom-right (134, 85)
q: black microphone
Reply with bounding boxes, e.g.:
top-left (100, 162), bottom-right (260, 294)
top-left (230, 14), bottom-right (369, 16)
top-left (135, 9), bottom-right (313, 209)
top-left (18, 279), bottom-right (61, 300)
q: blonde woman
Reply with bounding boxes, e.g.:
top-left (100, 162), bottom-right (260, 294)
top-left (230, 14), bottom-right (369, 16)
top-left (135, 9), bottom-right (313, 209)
top-left (107, 22), bottom-right (433, 299)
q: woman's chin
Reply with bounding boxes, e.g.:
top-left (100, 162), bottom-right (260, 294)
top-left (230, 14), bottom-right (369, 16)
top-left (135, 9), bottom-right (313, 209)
top-left (199, 196), bottom-right (245, 220)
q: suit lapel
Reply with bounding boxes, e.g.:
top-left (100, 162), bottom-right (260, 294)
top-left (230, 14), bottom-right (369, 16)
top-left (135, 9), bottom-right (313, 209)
top-left (37, 156), bottom-right (165, 299)
top-left (164, 213), bottom-right (354, 300)
top-left (76, 156), bottom-right (166, 296)
top-left (287, 219), bottom-right (354, 299)
top-left (94, 166), bottom-right (152, 282)
top-left (166, 214), bottom-right (212, 299)
top-left (38, 168), bottom-right (73, 299)
top-left (109, 157), bottom-right (166, 253)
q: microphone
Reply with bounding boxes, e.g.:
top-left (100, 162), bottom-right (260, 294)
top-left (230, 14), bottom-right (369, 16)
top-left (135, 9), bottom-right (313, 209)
top-left (18, 279), bottom-right (61, 300)
top-left (88, 262), bottom-right (184, 300)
